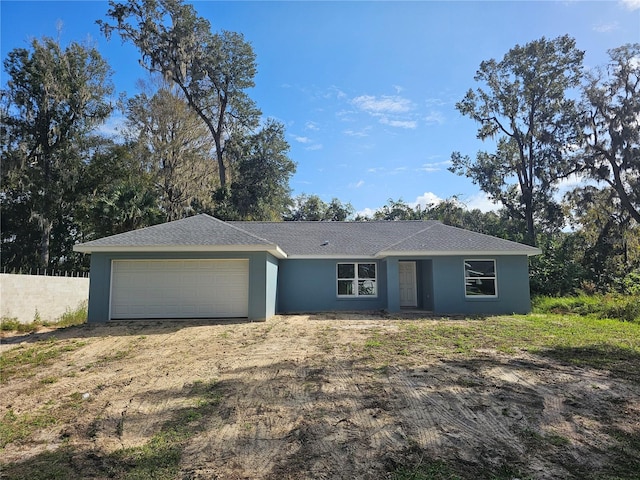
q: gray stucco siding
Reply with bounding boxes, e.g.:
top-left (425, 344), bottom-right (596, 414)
top-left (276, 259), bottom-right (387, 313)
top-left (431, 255), bottom-right (531, 315)
top-left (86, 251), bottom-right (276, 323)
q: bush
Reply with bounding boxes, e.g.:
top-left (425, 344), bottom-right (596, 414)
top-left (533, 294), bottom-right (640, 322)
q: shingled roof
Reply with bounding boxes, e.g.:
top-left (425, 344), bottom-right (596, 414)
top-left (74, 214), bottom-right (541, 257)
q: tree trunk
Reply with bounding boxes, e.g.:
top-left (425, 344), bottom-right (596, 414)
top-left (39, 218), bottom-right (52, 269)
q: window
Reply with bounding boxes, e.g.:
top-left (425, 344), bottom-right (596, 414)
top-left (464, 260), bottom-right (497, 297)
top-left (337, 263), bottom-right (377, 297)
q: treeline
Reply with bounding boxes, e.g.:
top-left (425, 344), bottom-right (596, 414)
top-left (1, 0), bottom-right (638, 297)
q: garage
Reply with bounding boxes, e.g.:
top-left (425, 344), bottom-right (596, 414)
top-left (110, 259), bottom-right (249, 319)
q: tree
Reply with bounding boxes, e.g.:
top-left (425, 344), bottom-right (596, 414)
top-left (285, 195), bottom-right (354, 221)
top-left (222, 120), bottom-right (296, 221)
top-left (579, 43), bottom-right (640, 223)
top-left (125, 85), bottom-right (216, 221)
top-left (1, 36), bottom-right (113, 270)
top-left (450, 35), bottom-right (584, 246)
top-left (99, 0), bottom-right (261, 189)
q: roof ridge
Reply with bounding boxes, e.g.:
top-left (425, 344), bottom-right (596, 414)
top-left (376, 222), bottom-right (438, 253)
top-left (205, 215), bottom-right (277, 245)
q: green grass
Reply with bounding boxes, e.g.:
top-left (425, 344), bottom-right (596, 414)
top-left (533, 294), bottom-right (640, 322)
top-left (0, 338), bottom-right (87, 383)
top-left (0, 379), bottom-right (225, 480)
top-left (1, 302), bottom-right (87, 333)
top-left (359, 314), bottom-right (640, 381)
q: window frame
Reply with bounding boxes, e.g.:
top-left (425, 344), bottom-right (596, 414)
top-left (336, 262), bottom-right (378, 298)
top-left (464, 259), bottom-right (498, 298)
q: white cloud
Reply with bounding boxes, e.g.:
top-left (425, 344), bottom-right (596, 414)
top-left (593, 22), bottom-right (619, 33)
top-left (294, 135), bottom-right (311, 144)
top-left (305, 121), bottom-right (319, 131)
top-left (621, 0), bottom-right (640, 10)
top-left (418, 160), bottom-right (451, 172)
top-left (424, 110), bottom-right (445, 125)
top-left (380, 117), bottom-right (417, 129)
top-left (356, 207), bottom-right (376, 219)
top-left (463, 193), bottom-right (501, 212)
top-left (411, 192), bottom-right (443, 209)
top-left (344, 127), bottom-right (372, 137)
top-left (349, 180), bottom-right (365, 188)
top-left (352, 95), bottom-right (412, 114)
top-left (306, 143), bottom-right (323, 151)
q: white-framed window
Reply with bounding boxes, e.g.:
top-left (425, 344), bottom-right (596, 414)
top-left (464, 259), bottom-right (497, 297)
top-left (337, 262), bottom-right (377, 297)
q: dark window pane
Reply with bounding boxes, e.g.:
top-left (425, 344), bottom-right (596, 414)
top-left (465, 260), bottom-right (495, 278)
top-left (465, 278), bottom-right (496, 296)
top-left (338, 280), bottom-right (354, 295)
top-left (358, 263), bottom-right (376, 279)
top-left (338, 264), bottom-right (355, 279)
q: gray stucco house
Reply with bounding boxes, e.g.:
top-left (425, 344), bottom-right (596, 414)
top-left (74, 214), bottom-right (541, 322)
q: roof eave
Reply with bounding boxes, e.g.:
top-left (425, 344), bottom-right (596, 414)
top-left (73, 244), bottom-right (288, 259)
top-left (376, 249), bottom-right (542, 258)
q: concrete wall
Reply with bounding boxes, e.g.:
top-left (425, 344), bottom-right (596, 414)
top-left (0, 274), bottom-right (89, 323)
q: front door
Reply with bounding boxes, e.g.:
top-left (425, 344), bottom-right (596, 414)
top-left (399, 261), bottom-right (417, 308)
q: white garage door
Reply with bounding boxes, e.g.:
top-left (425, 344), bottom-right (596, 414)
top-left (110, 259), bottom-right (249, 319)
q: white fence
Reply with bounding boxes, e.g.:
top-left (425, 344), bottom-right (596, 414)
top-left (0, 273), bottom-right (89, 324)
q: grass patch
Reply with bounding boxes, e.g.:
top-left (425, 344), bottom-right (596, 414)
top-left (533, 294), bottom-right (640, 322)
top-left (0, 302), bottom-right (87, 333)
top-left (0, 338), bottom-right (87, 383)
top-left (0, 379), bottom-right (225, 479)
top-left (0, 409), bottom-right (58, 449)
top-left (358, 314), bottom-right (640, 380)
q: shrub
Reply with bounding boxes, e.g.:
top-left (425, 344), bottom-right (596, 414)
top-left (533, 294), bottom-right (640, 322)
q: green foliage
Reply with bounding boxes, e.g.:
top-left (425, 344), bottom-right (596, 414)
top-left (451, 35), bottom-right (585, 246)
top-left (578, 43), bottom-right (640, 224)
top-left (224, 119), bottom-right (297, 220)
top-left (1, 36), bottom-right (114, 271)
top-left (533, 295), bottom-right (640, 322)
top-left (286, 194), bottom-right (355, 221)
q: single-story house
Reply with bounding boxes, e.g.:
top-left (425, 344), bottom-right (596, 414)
top-left (73, 214), bottom-right (541, 322)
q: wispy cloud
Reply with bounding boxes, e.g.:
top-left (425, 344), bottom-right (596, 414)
top-left (349, 180), bottom-right (365, 188)
top-left (305, 121), bottom-right (320, 131)
top-left (306, 144), bottom-right (323, 151)
top-left (593, 21), bottom-right (619, 32)
top-left (621, 0), bottom-right (640, 10)
top-left (293, 135), bottom-right (312, 144)
top-left (418, 160), bottom-right (452, 172)
top-left (344, 126), bottom-right (372, 137)
top-left (352, 95), bottom-right (412, 114)
top-left (424, 111), bottom-right (445, 125)
top-left (380, 117), bottom-right (417, 129)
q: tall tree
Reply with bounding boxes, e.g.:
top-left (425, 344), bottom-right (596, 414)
top-left (1, 36), bottom-right (113, 270)
top-left (578, 43), bottom-right (640, 223)
top-left (223, 119), bottom-right (296, 221)
top-left (98, 0), bottom-right (261, 189)
top-left (450, 35), bottom-right (584, 246)
top-left (125, 85), bottom-right (217, 221)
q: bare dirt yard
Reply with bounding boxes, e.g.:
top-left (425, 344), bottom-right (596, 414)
top-left (1, 313), bottom-right (639, 480)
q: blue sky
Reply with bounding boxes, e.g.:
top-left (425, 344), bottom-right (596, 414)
top-left (2, 1), bottom-right (639, 216)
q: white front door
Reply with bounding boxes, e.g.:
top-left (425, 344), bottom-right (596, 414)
top-left (399, 261), bottom-right (417, 308)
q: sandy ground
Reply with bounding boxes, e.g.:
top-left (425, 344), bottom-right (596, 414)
top-left (1, 314), bottom-right (639, 479)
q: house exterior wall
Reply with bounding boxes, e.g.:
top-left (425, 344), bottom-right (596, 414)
top-left (86, 251), bottom-right (276, 322)
top-left (430, 255), bottom-right (531, 315)
top-left (276, 259), bottom-right (388, 313)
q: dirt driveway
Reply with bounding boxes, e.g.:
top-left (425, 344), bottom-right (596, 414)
top-left (1, 314), bottom-right (639, 479)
